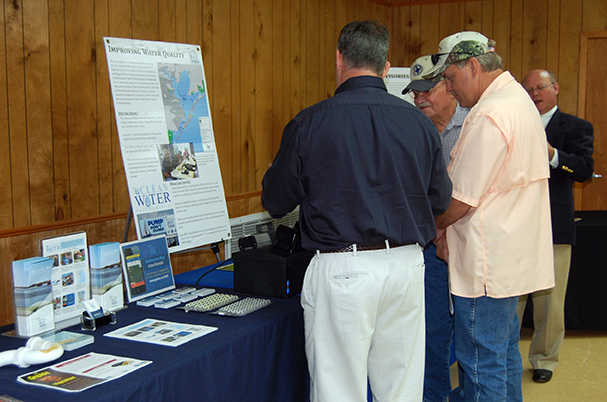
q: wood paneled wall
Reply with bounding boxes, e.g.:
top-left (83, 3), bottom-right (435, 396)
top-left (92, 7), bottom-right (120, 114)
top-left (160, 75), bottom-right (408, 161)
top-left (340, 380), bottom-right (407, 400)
top-left (1, 0), bottom-right (606, 326)
top-left (0, 194), bottom-right (263, 326)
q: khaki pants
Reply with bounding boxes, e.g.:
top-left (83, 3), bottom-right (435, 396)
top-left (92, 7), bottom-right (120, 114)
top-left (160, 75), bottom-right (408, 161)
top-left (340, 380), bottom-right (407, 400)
top-left (517, 244), bottom-right (572, 371)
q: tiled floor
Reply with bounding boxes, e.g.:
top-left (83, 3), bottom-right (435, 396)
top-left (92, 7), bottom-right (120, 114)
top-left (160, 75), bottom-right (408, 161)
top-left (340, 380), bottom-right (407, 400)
top-left (450, 328), bottom-right (607, 401)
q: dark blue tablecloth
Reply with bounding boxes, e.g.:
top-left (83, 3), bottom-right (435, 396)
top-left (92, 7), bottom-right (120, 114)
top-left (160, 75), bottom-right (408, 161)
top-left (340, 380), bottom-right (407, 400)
top-left (174, 260), bottom-right (235, 289)
top-left (0, 269), bottom-right (308, 402)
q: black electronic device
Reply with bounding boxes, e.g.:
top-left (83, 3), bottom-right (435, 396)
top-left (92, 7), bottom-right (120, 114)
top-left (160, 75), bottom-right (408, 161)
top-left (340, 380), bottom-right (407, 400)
top-left (233, 223), bottom-right (312, 298)
top-left (270, 223), bottom-right (303, 256)
top-left (238, 236), bottom-right (258, 251)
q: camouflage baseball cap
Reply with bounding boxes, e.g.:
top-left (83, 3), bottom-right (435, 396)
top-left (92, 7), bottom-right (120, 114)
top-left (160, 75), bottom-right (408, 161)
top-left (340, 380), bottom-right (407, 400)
top-left (402, 55), bottom-right (444, 94)
top-left (434, 31), bottom-right (491, 70)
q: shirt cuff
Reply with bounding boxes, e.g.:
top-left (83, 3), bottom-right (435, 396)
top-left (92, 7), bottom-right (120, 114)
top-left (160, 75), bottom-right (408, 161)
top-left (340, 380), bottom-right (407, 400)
top-left (549, 149), bottom-right (559, 168)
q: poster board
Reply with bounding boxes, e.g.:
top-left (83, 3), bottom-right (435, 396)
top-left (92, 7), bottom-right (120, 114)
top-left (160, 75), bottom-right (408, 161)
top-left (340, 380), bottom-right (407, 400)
top-left (104, 37), bottom-right (231, 253)
top-left (384, 67), bottom-right (414, 105)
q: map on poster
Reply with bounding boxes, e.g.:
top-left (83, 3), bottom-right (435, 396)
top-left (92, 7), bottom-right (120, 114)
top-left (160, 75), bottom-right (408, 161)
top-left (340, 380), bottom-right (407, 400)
top-left (159, 63), bottom-right (210, 151)
top-left (104, 37), bottom-right (230, 253)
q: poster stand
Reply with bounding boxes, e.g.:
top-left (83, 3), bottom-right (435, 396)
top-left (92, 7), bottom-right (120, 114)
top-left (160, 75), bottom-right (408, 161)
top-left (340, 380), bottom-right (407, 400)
top-left (122, 204), bottom-right (133, 243)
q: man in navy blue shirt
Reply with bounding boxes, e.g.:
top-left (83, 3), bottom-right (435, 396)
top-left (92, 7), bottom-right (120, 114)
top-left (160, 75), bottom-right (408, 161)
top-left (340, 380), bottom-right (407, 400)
top-left (262, 20), bottom-right (452, 402)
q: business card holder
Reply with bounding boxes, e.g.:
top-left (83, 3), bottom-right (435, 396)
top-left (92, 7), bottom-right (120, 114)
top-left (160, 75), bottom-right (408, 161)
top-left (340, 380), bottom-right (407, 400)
top-left (81, 310), bottom-right (117, 331)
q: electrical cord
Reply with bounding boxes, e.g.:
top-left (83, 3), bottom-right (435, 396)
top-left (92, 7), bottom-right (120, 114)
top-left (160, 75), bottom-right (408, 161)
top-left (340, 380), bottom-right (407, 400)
top-left (194, 258), bottom-right (233, 286)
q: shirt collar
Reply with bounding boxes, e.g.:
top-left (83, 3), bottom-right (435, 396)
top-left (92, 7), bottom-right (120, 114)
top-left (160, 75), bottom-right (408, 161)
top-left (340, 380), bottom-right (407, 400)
top-left (477, 71), bottom-right (514, 103)
top-left (335, 75), bottom-right (387, 95)
top-left (444, 104), bottom-right (469, 133)
top-left (540, 105), bottom-right (558, 128)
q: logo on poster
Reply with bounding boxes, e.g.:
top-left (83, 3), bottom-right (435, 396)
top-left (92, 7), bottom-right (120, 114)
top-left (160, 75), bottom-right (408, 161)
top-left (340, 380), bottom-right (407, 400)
top-left (132, 184), bottom-right (171, 208)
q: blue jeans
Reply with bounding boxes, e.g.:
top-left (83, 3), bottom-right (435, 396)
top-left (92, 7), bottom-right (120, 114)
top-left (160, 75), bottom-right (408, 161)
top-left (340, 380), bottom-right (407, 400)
top-left (423, 244), bottom-right (453, 402)
top-left (449, 295), bottom-right (523, 402)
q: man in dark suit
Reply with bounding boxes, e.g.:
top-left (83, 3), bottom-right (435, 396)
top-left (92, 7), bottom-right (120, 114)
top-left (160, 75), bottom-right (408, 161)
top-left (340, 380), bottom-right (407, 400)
top-left (517, 69), bottom-right (594, 383)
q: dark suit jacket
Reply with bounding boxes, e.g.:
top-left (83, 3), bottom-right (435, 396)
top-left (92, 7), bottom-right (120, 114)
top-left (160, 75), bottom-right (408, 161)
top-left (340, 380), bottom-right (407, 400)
top-left (546, 108), bottom-right (594, 245)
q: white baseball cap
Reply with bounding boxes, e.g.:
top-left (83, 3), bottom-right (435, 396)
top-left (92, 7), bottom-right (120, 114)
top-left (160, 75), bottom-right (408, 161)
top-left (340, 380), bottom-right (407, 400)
top-left (401, 55), bottom-right (443, 94)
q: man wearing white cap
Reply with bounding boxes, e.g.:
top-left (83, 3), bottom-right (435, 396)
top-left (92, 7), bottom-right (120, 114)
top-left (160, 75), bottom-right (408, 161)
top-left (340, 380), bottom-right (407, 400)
top-left (403, 56), bottom-right (469, 402)
top-left (432, 31), bottom-right (555, 401)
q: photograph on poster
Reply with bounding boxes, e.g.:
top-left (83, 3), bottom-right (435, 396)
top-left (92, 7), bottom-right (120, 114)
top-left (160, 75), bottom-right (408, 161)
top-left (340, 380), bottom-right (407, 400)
top-left (138, 208), bottom-right (179, 247)
top-left (158, 143), bottom-right (198, 181)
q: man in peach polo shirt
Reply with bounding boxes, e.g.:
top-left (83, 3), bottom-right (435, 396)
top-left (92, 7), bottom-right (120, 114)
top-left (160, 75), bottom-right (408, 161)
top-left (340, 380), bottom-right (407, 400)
top-left (432, 32), bottom-right (555, 402)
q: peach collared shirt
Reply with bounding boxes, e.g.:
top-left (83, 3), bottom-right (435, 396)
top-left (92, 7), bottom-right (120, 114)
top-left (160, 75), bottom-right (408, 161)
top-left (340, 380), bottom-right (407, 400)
top-left (447, 72), bottom-right (555, 298)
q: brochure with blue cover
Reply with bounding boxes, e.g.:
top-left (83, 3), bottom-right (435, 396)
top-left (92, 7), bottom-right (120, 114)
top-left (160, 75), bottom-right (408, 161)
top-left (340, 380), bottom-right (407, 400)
top-left (12, 256), bottom-right (56, 336)
top-left (89, 242), bottom-right (124, 312)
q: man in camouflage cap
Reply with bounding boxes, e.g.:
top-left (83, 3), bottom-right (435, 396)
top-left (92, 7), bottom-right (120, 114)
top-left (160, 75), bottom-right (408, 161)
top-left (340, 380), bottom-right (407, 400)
top-left (433, 32), bottom-right (555, 401)
top-left (431, 31), bottom-right (493, 75)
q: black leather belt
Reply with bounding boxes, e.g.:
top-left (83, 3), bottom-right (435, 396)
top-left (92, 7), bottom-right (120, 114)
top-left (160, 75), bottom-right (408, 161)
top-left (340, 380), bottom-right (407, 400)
top-left (320, 241), bottom-right (407, 254)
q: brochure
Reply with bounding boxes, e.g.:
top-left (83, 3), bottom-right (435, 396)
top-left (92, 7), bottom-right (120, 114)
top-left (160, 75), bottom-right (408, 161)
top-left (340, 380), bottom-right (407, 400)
top-left (89, 242), bottom-right (124, 312)
top-left (40, 232), bottom-right (90, 330)
top-left (18, 352), bottom-right (151, 393)
top-left (104, 318), bottom-right (217, 347)
top-left (11, 256), bottom-right (56, 337)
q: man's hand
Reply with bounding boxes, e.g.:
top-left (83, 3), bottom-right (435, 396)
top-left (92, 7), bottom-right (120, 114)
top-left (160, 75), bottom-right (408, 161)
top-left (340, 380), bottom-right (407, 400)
top-left (434, 198), bottom-right (472, 263)
top-left (434, 228), bottom-right (449, 263)
top-left (547, 142), bottom-right (555, 160)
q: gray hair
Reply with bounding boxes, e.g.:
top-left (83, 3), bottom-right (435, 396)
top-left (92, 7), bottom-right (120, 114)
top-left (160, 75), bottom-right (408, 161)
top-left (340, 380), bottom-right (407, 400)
top-left (452, 39), bottom-right (503, 72)
top-left (545, 70), bottom-right (558, 84)
top-left (337, 20), bottom-right (389, 76)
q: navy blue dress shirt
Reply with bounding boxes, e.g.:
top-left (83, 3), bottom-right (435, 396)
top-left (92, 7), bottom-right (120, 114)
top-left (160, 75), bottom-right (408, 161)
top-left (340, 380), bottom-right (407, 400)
top-left (262, 75), bottom-right (452, 251)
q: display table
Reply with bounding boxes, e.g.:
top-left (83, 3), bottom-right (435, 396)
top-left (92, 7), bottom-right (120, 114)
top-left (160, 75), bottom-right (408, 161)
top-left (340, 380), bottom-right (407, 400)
top-left (521, 210), bottom-right (607, 331)
top-left (565, 211), bottom-right (607, 330)
top-left (174, 260), bottom-right (235, 288)
top-left (0, 276), bottom-right (308, 401)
